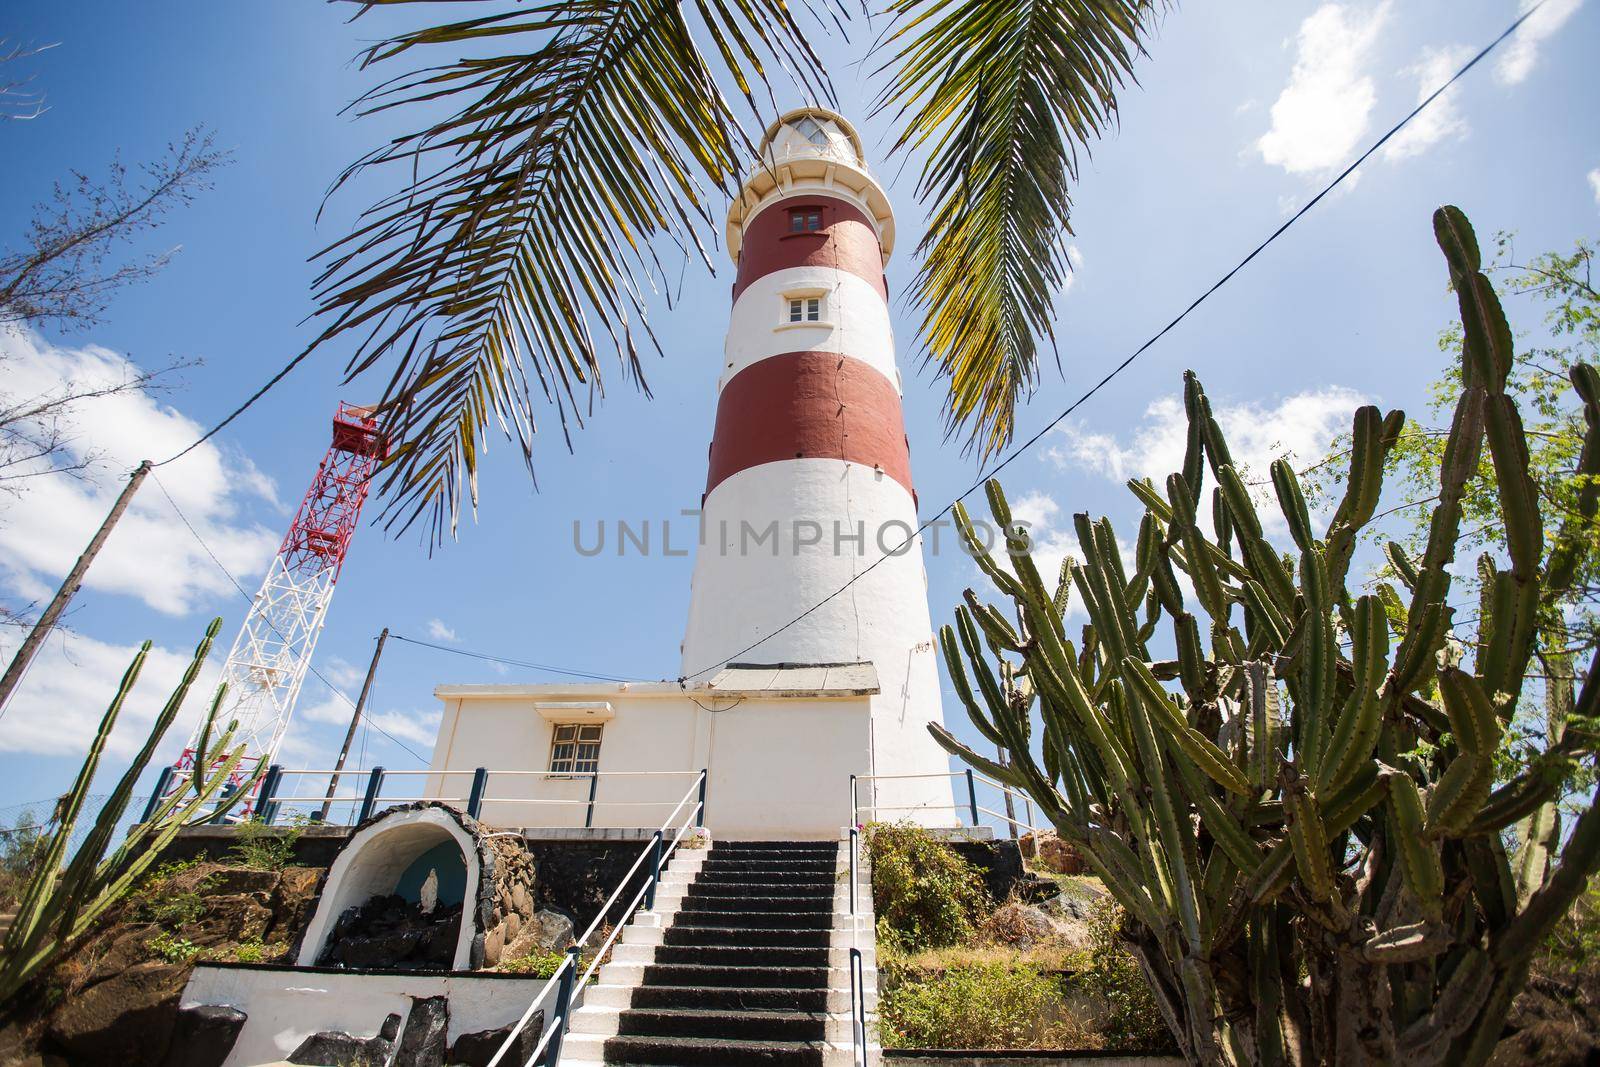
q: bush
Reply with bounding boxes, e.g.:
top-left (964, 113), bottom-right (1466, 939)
top-left (499, 950), bottom-right (568, 978)
top-left (227, 816), bottom-right (305, 870)
top-left (864, 822), bottom-right (990, 953)
top-left (878, 962), bottom-right (1093, 1049)
top-left (1070, 896), bottom-right (1170, 1052)
top-left (146, 930), bottom-right (201, 964)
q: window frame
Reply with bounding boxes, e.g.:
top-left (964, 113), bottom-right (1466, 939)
top-left (547, 721), bottom-right (603, 778)
top-left (786, 296), bottom-right (822, 324)
top-left (788, 207), bottom-right (824, 234)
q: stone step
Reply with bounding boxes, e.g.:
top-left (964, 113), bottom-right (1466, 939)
top-left (671, 908), bottom-right (839, 930)
top-left (570, 1004), bottom-right (836, 1043)
top-left (675, 880), bottom-right (837, 897)
top-left (613, 942), bottom-right (831, 967)
top-left (698, 859), bottom-right (838, 875)
top-left (624, 984), bottom-right (837, 1013)
top-left (613, 942), bottom-right (871, 970)
top-left (710, 842), bottom-right (840, 853)
top-left (568, 1031), bottom-right (832, 1066)
top-left (665, 925), bottom-right (834, 948)
top-left (600, 960), bottom-right (833, 989)
top-left (673, 895), bottom-right (835, 914)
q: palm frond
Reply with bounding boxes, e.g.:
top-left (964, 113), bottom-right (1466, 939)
top-left (877, 0), bottom-right (1164, 458)
top-left (309, 0), bottom-right (834, 542)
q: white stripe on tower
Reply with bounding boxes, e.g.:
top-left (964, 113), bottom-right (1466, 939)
top-left (680, 107), bottom-right (955, 827)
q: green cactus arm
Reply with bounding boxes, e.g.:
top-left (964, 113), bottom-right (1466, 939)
top-left (1125, 656), bottom-right (1253, 797)
top-left (7, 639), bottom-right (151, 959)
top-left (1543, 363), bottom-right (1600, 598)
top-left (1385, 542), bottom-right (1420, 591)
top-left (1271, 459), bottom-right (1317, 554)
top-left (1512, 803), bottom-right (1560, 909)
top-left (1323, 406), bottom-right (1405, 599)
top-left (1319, 596), bottom-right (1390, 791)
top-left (939, 622), bottom-right (1008, 747)
top-left (927, 723), bottom-right (1026, 790)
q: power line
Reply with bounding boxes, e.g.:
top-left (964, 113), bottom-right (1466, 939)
top-left (678, 0), bottom-right (1548, 683)
top-left (388, 633), bottom-right (637, 683)
top-left (149, 472), bottom-right (430, 765)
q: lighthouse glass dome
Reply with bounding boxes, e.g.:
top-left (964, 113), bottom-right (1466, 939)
top-left (762, 108), bottom-right (865, 168)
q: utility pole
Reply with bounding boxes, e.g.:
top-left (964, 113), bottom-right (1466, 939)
top-left (319, 627), bottom-right (388, 821)
top-left (0, 460), bottom-right (151, 713)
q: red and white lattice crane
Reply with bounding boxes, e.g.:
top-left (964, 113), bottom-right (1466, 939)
top-left (174, 402), bottom-right (387, 793)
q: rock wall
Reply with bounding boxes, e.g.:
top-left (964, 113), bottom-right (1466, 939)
top-left (0, 860), bottom-right (325, 1067)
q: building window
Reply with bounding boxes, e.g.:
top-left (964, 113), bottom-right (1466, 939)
top-left (789, 208), bottom-right (823, 233)
top-left (792, 115), bottom-right (832, 147)
top-left (787, 296), bottom-right (821, 323)
top-left (549, 723), bottom-right (602, 776)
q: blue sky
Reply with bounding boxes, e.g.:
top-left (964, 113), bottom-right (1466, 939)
top-left (0, 1), bottom-right (1595, 818)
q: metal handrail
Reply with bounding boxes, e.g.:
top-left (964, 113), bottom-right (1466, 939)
top-left (486, 769), bottom-right (708, 1067)
top-left (847, 826), bottom-right (868, 1067)
top-left (252, 764), bottom-right (708, 828)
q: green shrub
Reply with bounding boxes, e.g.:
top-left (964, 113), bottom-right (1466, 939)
top-left (227, 816), bottom-right (305, 870)
top-left (147, 930), bottom-right (201, 964)
top-left (499, 950), bottom-right (568, 978)
top-left (1070, 896), bottom-right (1170, 1051)
top-left (233, 940), bottom-right (265, 963)
top-left (878, 962), bottom-right (1091, 1049)
top-left (864, 822), bottom-right (989, 953)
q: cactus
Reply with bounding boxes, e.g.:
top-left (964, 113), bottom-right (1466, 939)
top-left (0, 618), bottom-right (262, 1003)
top-left (931, 207), bottom-right (1600, 1065)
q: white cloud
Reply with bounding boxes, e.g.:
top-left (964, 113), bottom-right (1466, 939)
top-left (1061, 245), bottom-right (1084, 295)
top-left (1050, 385), bottom-right (1367, 532)
top-left (426, 618), bottom-right (457, 642)
top-left (318, 656), bottom-right (366, 693)
top-left (1589, 167), bottom-right (1600, 208)
top-left (367, 709), bottom-right (442, 750)
top-left (1256, 4), bottom-right (1390, 175)
top-left (1382, 45), bottom-right (1474, 161)
top-left (1495, 0), bottom-right (1583, 86)
top-left (0, 327), bottom-right (280, 616)
top-left (0, 627), bottom-right (223, 759)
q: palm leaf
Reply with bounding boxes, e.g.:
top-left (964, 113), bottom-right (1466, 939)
top-left (309, 0), bottom-right (834, 541)
top-left (876, 0), bottom-right (1164, 458)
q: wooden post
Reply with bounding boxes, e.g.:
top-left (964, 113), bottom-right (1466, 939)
top-left (0, 461), bottom-right (151, 712)
top-left (319, 628), bottom-right (388, 822)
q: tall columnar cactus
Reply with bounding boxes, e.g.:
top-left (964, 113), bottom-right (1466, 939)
top-left (0, 618), bottom-right (263, 1004)
top-left (932, 206), bottom-right (1600, 1066)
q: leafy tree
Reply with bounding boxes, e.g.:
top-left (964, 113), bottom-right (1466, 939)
top-left (307, 0), bottom-right (1165, 539)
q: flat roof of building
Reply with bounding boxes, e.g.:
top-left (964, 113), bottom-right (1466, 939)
top-left (435, 661), bottom-right (880, 701)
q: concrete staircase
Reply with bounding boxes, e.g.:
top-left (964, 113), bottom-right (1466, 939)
top-left (565, 840), bottom-right (876, 1065)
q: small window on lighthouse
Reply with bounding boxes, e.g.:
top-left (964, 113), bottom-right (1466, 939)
top-left (788, 297), bottom-right (821, 323)
top-left (789, 208), bottom-right (823, 233)
top-left (549, 722), bottom-right (603, 776)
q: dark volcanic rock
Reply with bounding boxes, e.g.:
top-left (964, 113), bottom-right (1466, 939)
top-left (288, 1012), bottom-right (400, 1067)
top-left (44, 959), bottom-right (187, 1065)
top-left (162, 1004), bottom-right (246, 1067)
top-left (447, 1014), bottom-right (542, 1067)
top-left (394, 996), bottom-right (449, 1067)
top-left (317, 894), bottom-right (461, 970)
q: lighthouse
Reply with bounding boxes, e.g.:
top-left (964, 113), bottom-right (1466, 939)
top-left (679, 107), bottom-right (956, 824)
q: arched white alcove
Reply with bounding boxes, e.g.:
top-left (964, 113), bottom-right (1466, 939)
top-left (297, 806), bottom-right (482, 971)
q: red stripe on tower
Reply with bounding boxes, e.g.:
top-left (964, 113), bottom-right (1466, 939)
top-left (732, 195), bottom-right (888, 302)
top-left (706, 351), bottom-right (913, 497)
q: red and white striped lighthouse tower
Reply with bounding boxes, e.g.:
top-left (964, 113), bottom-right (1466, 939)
top-left (681, 107), bottom-right (955, 823)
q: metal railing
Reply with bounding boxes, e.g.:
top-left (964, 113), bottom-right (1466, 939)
top-left (243, 766), bottom-right (704, 828)
top-left (847, 825), bottom-right (868, 1067)
top-left (849, 769), bottom-right (1038, 840)
top-left (485, 769), bottom-right (708, 1067)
